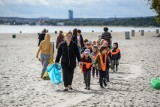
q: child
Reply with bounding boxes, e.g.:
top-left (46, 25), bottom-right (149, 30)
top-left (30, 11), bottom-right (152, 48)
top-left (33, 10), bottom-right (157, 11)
top-left (92, 41), bottom-right (97, 46)
top-left (111, 42), bottom-right (121, 72)
top-left (81, 49), bottom-right (92, 90)
top-left (91, 45), bottom-right (99, 78)
top-left (94, 46), bottom-right (109, 88)
top-left (102, 40), bottom-right (111, 82)
top-left (81, 42), bottom-right (92, 54)
top-left (97, 40), bottom-right (101, 50)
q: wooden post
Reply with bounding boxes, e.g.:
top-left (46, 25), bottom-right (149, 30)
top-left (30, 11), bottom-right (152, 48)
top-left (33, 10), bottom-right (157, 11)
top-left (156, 29), bottom-right (159, 34)
top-left (12, 34), bottom-right (16, 38)
top-left (131, 30), bottom-right (135, 37)
top-left (125, 32), bottom-right (130, 39)
top-left (141, 30), bottom-right (144, 36)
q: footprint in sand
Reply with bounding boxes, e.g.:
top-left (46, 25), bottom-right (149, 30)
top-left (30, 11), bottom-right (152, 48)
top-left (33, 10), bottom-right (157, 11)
top-left (121, 64), bottom-right (142, 80)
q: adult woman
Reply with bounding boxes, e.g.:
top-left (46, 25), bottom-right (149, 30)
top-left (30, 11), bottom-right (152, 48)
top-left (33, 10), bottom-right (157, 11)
top-left (36, 33), bottom-right (53, 78)
top-left (55, 32), bottom-right (81, 91)
top-left (72, 29), bottom-right (84, 54)
top-left (56, 31), bottom-right (64, 49)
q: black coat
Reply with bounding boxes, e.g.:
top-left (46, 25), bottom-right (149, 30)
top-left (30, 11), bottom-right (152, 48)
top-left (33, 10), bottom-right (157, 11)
top-left (72, 35), bottom-right (84, 48)
top-left (111, 48), bottom-right (121, 60)
top-left (55, 41), bottom-right (81, 68)
top-left (38, 33), bottom-right (45, 46)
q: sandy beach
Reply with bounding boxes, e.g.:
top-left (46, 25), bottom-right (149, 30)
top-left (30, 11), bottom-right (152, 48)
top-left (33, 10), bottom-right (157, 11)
top-left (0, 31), bottom-right (160, 107)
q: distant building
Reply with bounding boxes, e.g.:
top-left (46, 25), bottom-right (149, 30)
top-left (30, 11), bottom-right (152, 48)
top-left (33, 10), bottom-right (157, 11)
top-left (68, 10), bottom-right (73, 20)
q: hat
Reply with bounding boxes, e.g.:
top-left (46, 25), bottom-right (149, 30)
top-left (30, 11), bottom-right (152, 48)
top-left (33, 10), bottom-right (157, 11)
top-left (84, 49), bottom-right (90, 54)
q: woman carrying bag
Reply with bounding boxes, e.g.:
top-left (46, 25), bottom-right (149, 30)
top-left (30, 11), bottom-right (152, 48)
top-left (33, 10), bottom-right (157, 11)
top-left (55, 32), bottom-right (81, 92)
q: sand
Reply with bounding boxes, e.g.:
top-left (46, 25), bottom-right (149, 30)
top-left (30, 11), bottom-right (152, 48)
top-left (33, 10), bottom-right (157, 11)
top-left (0, 31), bottom-right (160, 107)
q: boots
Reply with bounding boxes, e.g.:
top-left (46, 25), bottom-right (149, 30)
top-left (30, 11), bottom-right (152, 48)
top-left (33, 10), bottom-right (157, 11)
top-left (103, 80), bottom-right (107, 87)
top-left (100, 80), bottom-right (104, 88)
top-left (116, 65), bottom-right (118, 71)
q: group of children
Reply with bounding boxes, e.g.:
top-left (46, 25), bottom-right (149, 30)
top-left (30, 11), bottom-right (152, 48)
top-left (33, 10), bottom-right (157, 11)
top-left (80, 39), bottom-right (121, 90)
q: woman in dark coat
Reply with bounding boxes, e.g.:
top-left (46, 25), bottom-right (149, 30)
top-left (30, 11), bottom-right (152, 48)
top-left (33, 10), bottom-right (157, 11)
top-left (56, 31), bottom-right (64, 49)
top-left (72, 29), bottom-right (84, 54)
top-left (55, 32), bottom-right (81, 91)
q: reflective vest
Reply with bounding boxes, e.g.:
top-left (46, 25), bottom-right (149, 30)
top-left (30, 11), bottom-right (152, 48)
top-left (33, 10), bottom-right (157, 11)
top-left (99, 53), bottom-right (107, 72)
top-left (80, 54), bottom-right (92, 72)
top-left (92, 52), bottom-right (99, 60)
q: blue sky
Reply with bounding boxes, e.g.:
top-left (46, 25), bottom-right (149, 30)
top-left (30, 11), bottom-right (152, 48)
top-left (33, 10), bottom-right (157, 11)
top-left (0, 0), bottom-right (156, 18)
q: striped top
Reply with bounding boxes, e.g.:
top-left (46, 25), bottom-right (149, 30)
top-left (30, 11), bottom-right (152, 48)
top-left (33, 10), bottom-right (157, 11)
top-left (101, 32), bottom-right (112, 46)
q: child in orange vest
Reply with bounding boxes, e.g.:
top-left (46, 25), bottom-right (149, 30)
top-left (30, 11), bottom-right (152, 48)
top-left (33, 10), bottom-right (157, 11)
top-left (94, 46), bottom-right (109, 88)
top-left (91, 45), bottom-right (99, 78)
top-left (111, 42), bottom-right (121, 72)
top-left (81, 49), bottom-right (92, 90)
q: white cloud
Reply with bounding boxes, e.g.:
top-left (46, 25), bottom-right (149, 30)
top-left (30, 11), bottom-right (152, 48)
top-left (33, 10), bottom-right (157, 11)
top-left (0, 0), bottom-right (156, 18)
top-left (0, 0), bottom-right (50, 5)
top-left (61, 0), bottom-right (98, 5)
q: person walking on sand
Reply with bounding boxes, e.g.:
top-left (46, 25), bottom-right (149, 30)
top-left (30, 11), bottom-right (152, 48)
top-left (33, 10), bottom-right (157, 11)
top-left (80, 49), bottom-right (92, 90)
top-left (38, 29), bottom-right (47, 46)
top-left (36, 33), bottom-right (53, 78)
top-left (111, 42), bottom-right (121, 72)
top-left (101, 27), bottom-right (112, 49)
top-left (56, 31), bottom-right (64, 49)
top-left (55, 32), bottom-right (81, 92)
top-left (91, 45), bottom-right (99, 78)
top-left (72, 29), bottom-right (84, 54)
top-left (94, 46), bottom-right (109, 88)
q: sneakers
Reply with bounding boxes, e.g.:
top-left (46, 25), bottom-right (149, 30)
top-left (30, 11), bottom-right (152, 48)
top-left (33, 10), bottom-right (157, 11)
top-left (85, 85), bottom-right (90, 90)
top-left (68, 85), bottom-right (73, 90)
top-left (63, 89), bottom-right (68, 92)
top-left (87, 87), bottom-right (90, 90)
top-left (116, 68), bottom-right (118, 71)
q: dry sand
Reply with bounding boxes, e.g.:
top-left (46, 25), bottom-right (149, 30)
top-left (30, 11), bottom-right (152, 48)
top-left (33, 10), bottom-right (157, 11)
top-left (0, 31), bottom-right (160, 107)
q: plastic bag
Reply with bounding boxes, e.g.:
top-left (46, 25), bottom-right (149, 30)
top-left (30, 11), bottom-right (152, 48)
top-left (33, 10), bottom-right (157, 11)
top-left (151, 78), bottom-right (160, 90)
top-left (47, 64), bottom-right (63, 85)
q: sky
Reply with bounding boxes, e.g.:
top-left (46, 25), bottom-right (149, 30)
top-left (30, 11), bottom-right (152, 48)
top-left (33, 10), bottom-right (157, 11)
top-left (0, 0), bottom-right (156, 18)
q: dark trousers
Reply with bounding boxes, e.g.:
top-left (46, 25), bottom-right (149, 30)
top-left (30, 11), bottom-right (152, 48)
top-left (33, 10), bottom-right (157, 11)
top-left (62, 66), bottom-right (74, 87)
top-left (83, 71), bottom-right (91, 87)
top-left (112, 60), bottom-right (119, 71)
top-left (99, 70), bottom-right (107, 87)
top-left (106, 69), bottom-right (109, 81)
top-left (92, 67), bottom-right (98, 77)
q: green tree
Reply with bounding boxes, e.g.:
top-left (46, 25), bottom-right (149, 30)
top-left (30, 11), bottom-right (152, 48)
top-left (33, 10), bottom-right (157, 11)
top-left (149, 0), bottom-right (160, 22)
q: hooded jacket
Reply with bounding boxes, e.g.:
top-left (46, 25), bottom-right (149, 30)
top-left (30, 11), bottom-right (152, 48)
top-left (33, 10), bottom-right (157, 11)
top-left (38, 34), bottom-right (53, 56)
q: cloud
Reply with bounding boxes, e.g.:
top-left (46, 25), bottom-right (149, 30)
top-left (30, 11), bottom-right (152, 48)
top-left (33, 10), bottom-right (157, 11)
top-left (0, 0), bottom-right (156, 18)
top-left (0, 0), bottom-right (49, 5)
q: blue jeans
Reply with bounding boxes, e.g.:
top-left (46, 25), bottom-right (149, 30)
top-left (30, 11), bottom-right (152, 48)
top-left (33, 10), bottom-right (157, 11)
top-left (78, 46), bottom-right (82, 55)
top-left (41, 54), bottom-right (50, 77)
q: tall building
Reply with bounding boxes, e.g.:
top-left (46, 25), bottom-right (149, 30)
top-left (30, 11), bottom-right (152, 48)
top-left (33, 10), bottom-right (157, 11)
top-left (68, 10), bottom-right (73, 20)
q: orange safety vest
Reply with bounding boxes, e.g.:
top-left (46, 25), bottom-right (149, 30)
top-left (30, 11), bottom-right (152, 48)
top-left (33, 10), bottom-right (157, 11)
top-left (92, 52), bottom-right (99, 60)
top-left (99, 53), bottom-right (107, 72)
top-left (111, 48), bottom-right (120, 55)
top-left (80, 55), bottom-right (92, 72)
